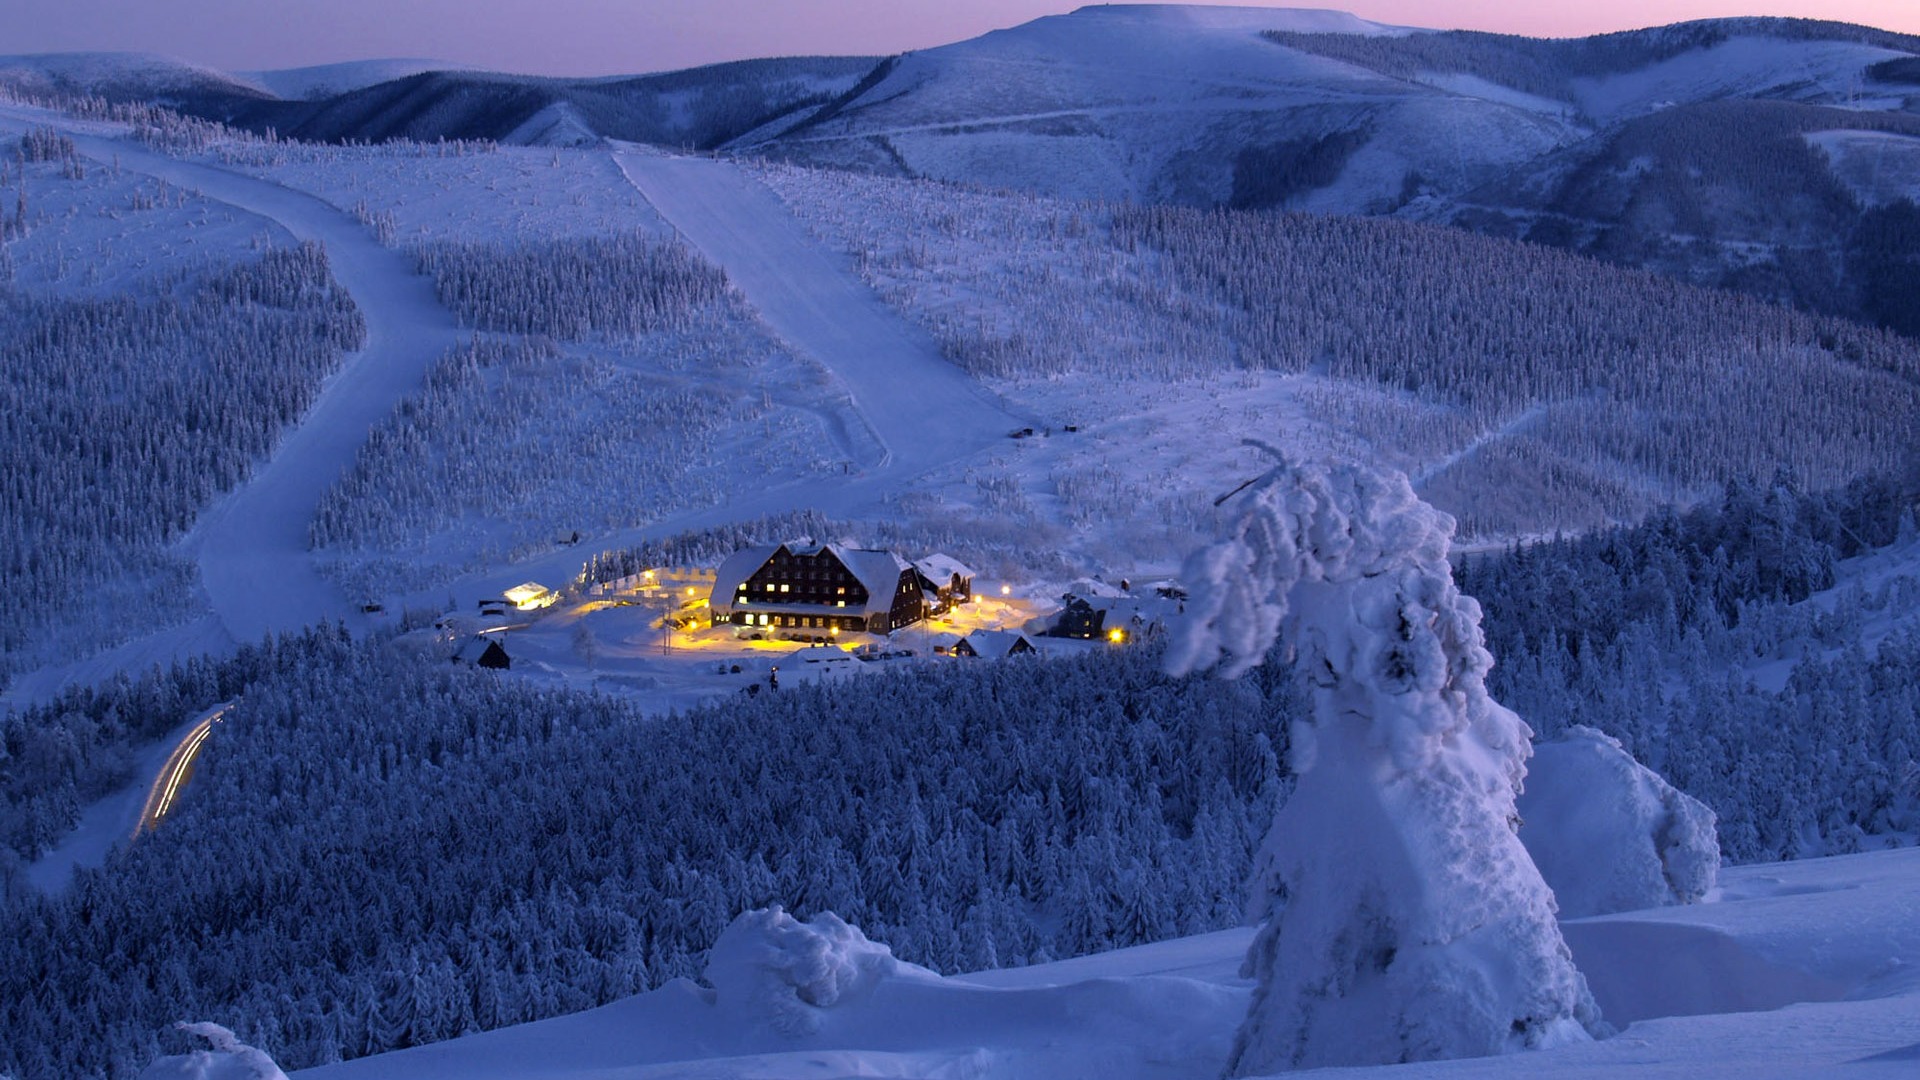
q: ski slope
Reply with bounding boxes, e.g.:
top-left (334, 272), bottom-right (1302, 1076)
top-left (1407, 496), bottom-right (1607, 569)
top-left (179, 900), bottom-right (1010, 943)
top-left (615, 148), bottom-right (1023, 475)
top-left (0, 105), bottom-right (465, 651)
top-left (289, 847), bottom-right (1920, 1080)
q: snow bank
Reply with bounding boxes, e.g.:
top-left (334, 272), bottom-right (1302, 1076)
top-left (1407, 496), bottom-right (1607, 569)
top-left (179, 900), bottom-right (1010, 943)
top-left (1170, 451), bottom-right (1605, 1073)
top-left (705, 906), bottom-right (927, 1036)
top-left (138, 1023), bottom-right (288, 1080)
top-left (1520, 726), bottom-right (1719, 918)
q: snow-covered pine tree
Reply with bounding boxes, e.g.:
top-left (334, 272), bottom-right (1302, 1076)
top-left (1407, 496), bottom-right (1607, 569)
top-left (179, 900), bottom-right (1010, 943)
top-left (1167, 448), bottom-right (1607, 1073)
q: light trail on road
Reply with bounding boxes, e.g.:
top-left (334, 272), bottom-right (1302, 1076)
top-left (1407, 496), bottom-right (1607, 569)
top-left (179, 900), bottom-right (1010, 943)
top-left (135, 704), bottom-right (231, 835)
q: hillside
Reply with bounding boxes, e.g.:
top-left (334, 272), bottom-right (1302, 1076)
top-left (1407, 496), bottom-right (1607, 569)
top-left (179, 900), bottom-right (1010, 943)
top-left (739, 6), bottom-right (1920, 335)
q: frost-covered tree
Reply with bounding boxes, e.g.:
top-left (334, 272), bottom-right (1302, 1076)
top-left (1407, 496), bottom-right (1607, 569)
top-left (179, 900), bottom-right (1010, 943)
top-left (1167, 448), bottom-right (1606, 1072)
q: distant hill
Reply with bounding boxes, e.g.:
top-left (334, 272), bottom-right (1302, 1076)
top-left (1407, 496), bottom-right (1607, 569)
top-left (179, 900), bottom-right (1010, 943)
top-left (210, 57), bottom-right (882, 150)
top-left (739, 5), bottom-right (1920, 336)
top-left (0, 52), bottom-right (273, 109)
top-left (9, 7), bottom-right (1918, 334)
top-left (241, 59), bottom-right (480, 101)
top-left (0, 50), bottom-right (879, 153)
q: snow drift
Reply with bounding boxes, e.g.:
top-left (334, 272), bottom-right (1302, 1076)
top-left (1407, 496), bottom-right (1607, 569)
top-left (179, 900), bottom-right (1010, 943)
top-left (138, 1023), bottom-right (288, 1080)
top-left (1169, 451), bottom-right (1605, 1073)
top-left (1520, 725), bottom-right (1720, 918)
top-left (705, 906), bottom-right (932, 1036)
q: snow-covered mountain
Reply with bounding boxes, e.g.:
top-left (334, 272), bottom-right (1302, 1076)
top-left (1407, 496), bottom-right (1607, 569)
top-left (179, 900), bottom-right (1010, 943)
top-left (0, 52), bottom-right (272, 107)
top-left (741, 4), bottom-right (1574, 209)
top-left (240, 60), bottom-right (478, 102)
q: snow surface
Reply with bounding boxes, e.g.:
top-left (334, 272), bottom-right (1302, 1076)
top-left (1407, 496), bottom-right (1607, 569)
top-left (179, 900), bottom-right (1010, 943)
top-left (0, 52), bottom-right (266, 100)
top-left (240, 60), bottom-right (475, 101)
top-left (1808, 128), bottom-right (1920, 207)
top-left (24, 704), bottom-right (230, 891)
top-left (746, 4), bottom-right (1570, 208)
top-left (1520, 726), bottom-right (1719, 919)
top-left (287, 847), bottom-right (1920, 1080)
top-left (1572, 37), bottom-right (1914, 125)
top-left (0, 102), bottom-right (463, 694)
top-left (141, 1023), bottom-right (288, 1080)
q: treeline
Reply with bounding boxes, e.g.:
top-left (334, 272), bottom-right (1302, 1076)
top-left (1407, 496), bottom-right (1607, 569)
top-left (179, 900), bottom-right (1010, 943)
top-left (0, 244), bottom-right (363, 682)
top-left (1112, 203), bottom-right (1920, 529)
top-left (413, 234), bottom-right (730, 340)
top-left (7, 477), bottom-right (1920, 1075)
top-left (0, 631), bottom-right (1291, 1078)
top-left (310, 337), bottom-right (713, 556)
top-left (1266, 19), bottom-right (1920, 107)
top-left (1463, 469), bottom-right (1920, 861)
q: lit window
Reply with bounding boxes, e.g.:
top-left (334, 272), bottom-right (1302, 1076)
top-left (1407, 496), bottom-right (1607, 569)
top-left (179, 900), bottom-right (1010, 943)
top-left (836, 600), bottom-right (845, 607)
top-left (836, 586), bottom-right (846, 595)
top-left (780, 583), bottom-right (790, 593)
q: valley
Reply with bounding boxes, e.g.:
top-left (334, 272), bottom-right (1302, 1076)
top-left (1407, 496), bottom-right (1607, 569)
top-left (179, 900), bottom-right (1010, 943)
top-left (1, 6), bottom-right (1919, 1080)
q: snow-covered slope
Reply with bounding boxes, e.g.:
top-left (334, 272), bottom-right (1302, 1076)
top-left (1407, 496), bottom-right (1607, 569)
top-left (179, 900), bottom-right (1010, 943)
top-left (241, 59), bottom-right (474, 101)
top-left (290, 848), bottom-right (1920, 1080)
top-left (0, 51), bottom-right (271, 104)
top-left (745, 4), bottom-right (1572, 209)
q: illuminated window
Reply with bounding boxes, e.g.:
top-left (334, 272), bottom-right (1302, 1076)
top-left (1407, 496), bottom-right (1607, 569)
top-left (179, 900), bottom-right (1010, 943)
top-left (836, 600), bottom-right (845, 607)
top-left (780, 583), bottom-right (790, 593)
top-left (836, 586), bottom-right (846, 594)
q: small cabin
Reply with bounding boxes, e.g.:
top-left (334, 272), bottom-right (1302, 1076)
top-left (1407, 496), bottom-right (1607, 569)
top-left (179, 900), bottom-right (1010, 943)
top-left (955, 630), bottom-right (1037, 659)
top-left (503, 582), bottom-right (558, 612)
top-left (455, 635), bottom-right (511, 670)
top-left (912, 554), bottom-right (976, 615)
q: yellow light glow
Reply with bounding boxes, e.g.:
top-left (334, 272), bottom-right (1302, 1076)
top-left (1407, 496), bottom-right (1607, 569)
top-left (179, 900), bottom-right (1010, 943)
top-left (1000, 584), bottom-right (1011, 596)
top-left (1108, 628), bottom-right (1125, 644)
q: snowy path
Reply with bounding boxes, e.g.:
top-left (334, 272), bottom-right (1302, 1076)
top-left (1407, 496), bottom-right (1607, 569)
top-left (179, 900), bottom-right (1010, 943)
top-left (614, 149), bottom-right (1021, 476)
top-left (24, 702), bottom-right (230, 892)
top-left (55, 135), bottom-right (465, 642)
top-left (388, 150), bottom-right (1027, 612)
top-left (0, 109), bottom-right (462, 666)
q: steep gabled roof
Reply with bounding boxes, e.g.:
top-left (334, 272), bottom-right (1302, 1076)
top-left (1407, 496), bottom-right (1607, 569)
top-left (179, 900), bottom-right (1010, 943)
top-left (913, 553), bottom-right (976, 582)
top-left (834, 547), bottom-right (913, 613)
top-left (960, 629), bottom-right (1035, 659)
top-left (711, 543), bottom-right (783, 615)
top-left (455, 635), bottom-right (509, 666)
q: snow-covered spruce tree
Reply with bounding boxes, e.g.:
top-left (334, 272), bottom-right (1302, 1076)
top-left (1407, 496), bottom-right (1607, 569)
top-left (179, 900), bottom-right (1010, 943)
top-left (1166, 448), bottom-right (1607, 1073)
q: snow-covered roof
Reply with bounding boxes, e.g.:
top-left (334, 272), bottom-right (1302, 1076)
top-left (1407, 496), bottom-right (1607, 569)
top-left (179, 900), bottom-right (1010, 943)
top-left (913, 553), bottom-right (976, 583)
top-left (503, 582), bottom-right (551, 605)
top-left (836, 548), bottom-right (913, 614)
top-left (960, 630), bottom-right (1034, 659)
top-left (454, 635), bottom-right (507, 664)
top-left (710, 544), bottom-right (783, 615)
top-left (1066, 578), bottom-right (1129, 599)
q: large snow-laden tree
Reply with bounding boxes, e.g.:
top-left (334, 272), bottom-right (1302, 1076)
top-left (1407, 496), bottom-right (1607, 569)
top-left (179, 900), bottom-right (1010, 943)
top-left (1167, 448), bottom-right (1607, 1073)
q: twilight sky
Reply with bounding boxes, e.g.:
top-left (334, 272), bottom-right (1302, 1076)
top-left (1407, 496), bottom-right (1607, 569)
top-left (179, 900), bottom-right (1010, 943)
top-left (4, 0), bottom-right (1917, 77)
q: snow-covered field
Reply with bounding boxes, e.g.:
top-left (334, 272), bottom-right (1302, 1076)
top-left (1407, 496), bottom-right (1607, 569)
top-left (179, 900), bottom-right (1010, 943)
top-left (281, 847), bottom-right (1920, 1080)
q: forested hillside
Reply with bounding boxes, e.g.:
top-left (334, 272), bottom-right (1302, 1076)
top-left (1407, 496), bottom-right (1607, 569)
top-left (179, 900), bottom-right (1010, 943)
top-left (765, 164), bottom-right (1920, 537)
top-left (0, 242), bottom-right (363, 685)
top-left (6, 471), bottom-right (1919, 1078)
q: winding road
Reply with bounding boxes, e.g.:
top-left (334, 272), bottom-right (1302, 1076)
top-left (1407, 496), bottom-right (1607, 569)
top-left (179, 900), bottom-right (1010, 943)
top-left (2, 110), bottom-right (1019, 700)
top-left (0, 104), bottom-right (463, 703)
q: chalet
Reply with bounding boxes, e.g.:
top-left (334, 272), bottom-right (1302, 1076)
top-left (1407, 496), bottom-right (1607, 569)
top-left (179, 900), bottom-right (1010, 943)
top-left (502, 582), bottom-right (558, 612)
top-left (954, 630), bottom-right (1036, 659)
top-left (1051, 592), bottom-right (1169, 643)
top-left (710, 542), bottom-right (925, 636)
top-left (912, 554), bottom-right (976, 615)
top-left (454, 635), bottom-right (511, 670)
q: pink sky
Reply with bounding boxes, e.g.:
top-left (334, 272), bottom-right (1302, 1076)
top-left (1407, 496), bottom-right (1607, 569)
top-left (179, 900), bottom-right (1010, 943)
top-left (3, 1), bottom-right (1916, 77)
